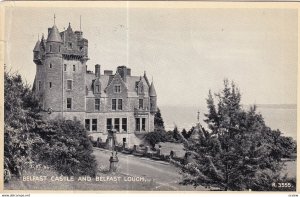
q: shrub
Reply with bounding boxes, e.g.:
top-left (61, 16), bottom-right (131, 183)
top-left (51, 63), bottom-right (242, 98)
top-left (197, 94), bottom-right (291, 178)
top-left (36, 119), bottom-right (98, 177)
top-left (4, 70), bottom-right (44, 179)
top-left (144, 129), bottom-right (167, 149)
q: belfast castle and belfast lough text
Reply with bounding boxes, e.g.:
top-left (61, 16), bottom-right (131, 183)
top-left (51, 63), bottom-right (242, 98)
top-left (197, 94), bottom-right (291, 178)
top-left (32, 20), bottom-right (158, 146)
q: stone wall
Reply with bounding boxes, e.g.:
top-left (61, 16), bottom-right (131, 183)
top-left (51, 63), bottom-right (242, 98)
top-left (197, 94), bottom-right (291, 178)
top-left (89, 132), bottom-right (144, 147)
top-left (43, 53), bottom-right (63, 112)
top-left (63, 59), bottom-right (86, 112)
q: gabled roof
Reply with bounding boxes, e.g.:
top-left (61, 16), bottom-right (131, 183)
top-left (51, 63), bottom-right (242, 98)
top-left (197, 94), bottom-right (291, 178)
top-left (85, 71), bottom-right (151, 98)
top-left (47, 25), bottom-right (63, 43)
top-left (104, 71), bottom-right (128, 92)
top-left (33, 40), bottom-right (41, 52)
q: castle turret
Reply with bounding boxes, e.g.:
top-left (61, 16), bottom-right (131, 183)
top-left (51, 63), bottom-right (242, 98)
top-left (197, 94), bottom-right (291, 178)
top-left (46, 25), bottom-right (63, 54)
top-left (33, 39), bottom-right (41, 64)
top-left (149, 81), bottom-right (157, 113)
top-left (47, 25), bottom-right (63, 43)
top-left (41, 24), bottom-right (63, 111)
top-left (33, 39), bottom-right (41, 52)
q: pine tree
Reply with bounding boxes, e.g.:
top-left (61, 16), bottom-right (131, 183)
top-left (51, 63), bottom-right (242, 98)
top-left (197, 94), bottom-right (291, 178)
top-left (181, 129), bottom-right (189, 139)
top-left (154, 107), bottom-right (165, 131)
top-left (180, 79), bottom-right (296, 191)
top-left (173, 126), bottom-right (180, 141)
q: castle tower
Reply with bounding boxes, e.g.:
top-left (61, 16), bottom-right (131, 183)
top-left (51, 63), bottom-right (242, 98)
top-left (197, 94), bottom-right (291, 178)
top-left (149, 81), bottom-right (157, 114)
top-left (33, 19), bottom-right (89, 118)
top-left (43, 24), bottom-right (64, 112)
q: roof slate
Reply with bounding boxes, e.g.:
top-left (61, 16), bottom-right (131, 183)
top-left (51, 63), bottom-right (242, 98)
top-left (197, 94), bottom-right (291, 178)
top-left (47, 25), bottom-right (63, 43)
top-left (85, 71), bottom-right (151, 97)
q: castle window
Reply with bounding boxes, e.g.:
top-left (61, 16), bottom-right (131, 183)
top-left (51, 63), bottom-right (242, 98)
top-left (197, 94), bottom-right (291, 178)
top-left (135, 118), bottom-right (140, 131)
top-left (112, 99), bottom-right (123, 111)
top-left (49, 45), bottom-right (52, 52)
top-left (68, 42), bottom-right (73, 49)
top-left (85, 119), bottom-right (90, 131)
top-left (114, 118), bottom-right (120, 132)
top-left (95, 85), bottom-right (100, 93)
top-left (80, 46), bottom-right (83, 51)
top-left (114, 85), bottom-right (121, 93)
top-left (112, 99), bottom-right (117, 110)
top-left (92, 119), bottom-right (97, 131)
top-left (139, 99), bottom-right (143, 109)
top-left (107, 118), bottom-right (112, 131)
top-left (49, 63), bottom-right (52, 68)
top-left (140, 85), bottom-right (144, 93)
top-left (73, 65), bottom-right (76, 71)
top-left (67, 98), bottom-right (72, 109)
top-left (67, 80), bottom-right (72, 90)
top-left (95, 99), bottom-right (100, 111)
top-left (38, 81), bottom-right (42, 91)
top-left (59, 45), bottom-right (61, 52)
top-left (142, 118), bottom-right (146, 131)
top-left (122, 118), bottom-right (127, 132)
top-left (118, 99), bottom-right (123, 110)
top-left (49, 82), bottom-right (52, 88)
top-left (64, 64), bottom-right (67, 71)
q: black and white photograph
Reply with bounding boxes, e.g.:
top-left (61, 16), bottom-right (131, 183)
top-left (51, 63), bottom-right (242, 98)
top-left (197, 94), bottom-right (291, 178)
top-left (2, 1), bottom-right (298, 192)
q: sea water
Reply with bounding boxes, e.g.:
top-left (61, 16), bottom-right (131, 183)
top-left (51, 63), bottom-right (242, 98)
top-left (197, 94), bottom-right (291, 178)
top-left (160, 105), bottom-right (297, 139)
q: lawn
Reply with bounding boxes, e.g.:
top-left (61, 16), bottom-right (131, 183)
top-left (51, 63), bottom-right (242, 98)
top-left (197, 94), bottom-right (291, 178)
top-left (158, 142), bottom-right (185, 157)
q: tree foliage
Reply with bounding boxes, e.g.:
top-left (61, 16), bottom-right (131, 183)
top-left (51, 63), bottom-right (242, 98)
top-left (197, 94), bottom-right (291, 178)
top-left (145, 107), bottom-right (168, 148)
top-left (144, 129), bottom-right (167, 149)
top-left (182, 127), bottom-right (195, 140)
top-left (172, 126), bottom-right (182, 142)
top-left (181, 79), bottom-right (296, 191)
top-left (4, 69), bottom-right (97, 180)
top-left (37, 119), bottom-right (98, 177)
top-left (154, 108), bottom-right (165, 131)
top-left (4, 70), bottom-right (44, 179)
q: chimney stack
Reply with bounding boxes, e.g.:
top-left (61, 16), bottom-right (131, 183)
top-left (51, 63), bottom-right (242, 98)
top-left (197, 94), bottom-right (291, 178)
top-left (127, 68), bottom-right (131, 76)
top-left (95, 64), bottom-right (100, 78)
top-left (117, 65), bottom-right (128, 82)
top-left (104, 70), bottom-right (113, 75)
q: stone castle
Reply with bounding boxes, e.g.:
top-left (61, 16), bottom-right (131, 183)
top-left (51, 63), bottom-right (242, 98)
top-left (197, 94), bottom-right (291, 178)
top-left (32, 21), bottom-right (157, 146)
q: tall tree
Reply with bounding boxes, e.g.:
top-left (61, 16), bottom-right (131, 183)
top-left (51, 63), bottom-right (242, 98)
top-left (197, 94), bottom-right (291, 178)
top-left (181, 128), bottom-right (189, 139)
top-left (154, 107), bottom-right (165, 131)
top-left (4, 70), bottom-right (44, 179)
top-left (180, 79), bottom-right (296, 191)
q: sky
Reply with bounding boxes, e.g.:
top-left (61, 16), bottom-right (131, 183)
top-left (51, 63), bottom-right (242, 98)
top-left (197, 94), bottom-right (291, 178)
top-left (4, 5), bottom-right (298, 108)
